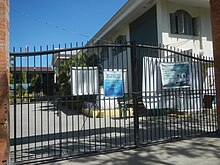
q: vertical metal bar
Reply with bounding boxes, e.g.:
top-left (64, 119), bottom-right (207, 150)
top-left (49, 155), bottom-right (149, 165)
top-left (159, 46), bottom-right (164, 140)
top-left (161, 46), bottom-right (168, 140)
top-left (27, 47), bottom-right (30, 160)
top-left (90, 46), bottom-right (96, 152)
top-left (200, 57), bottom-right (206, 134)
top-left (156, 48), bottom-right (161, 140)
top-left (93, 45), bottom-right (97, 152)
top-left (160, 48), bottom-right (165, 140)
top-left (139, 48), bottom-right (144, 143)
top-left (204, 56), bottom-right (209, 132)
top-left (210, 59), bottom-right (216, 131)
top-left (203, 57), bottom-right (209, 133)
top-left (143, 54), bottom-right (148, 142)
top-left (52, 44), bottom-right (56, 157)
top-left (46, 45), bottom-right (50, 157)
top-left (207, 56), bottom-right (212, 132)
top-left (187, 54), bottom-right (191, 136)
top-left (121, 46), bottom-right (126, 147)
top-left (172, 47), bottom-right (176, 139)
top-left (114, 95), bottom-right (117, 147)
top-left (40, 46), bottom-right (43, 158)
top-left (58, 44), bottom-right (62, 157)
top-left (33, 47), bottom-right (37, 159)
top-left (75, 43), bottom-right (80, 154)
top-left (131, 42), bottom-right (139, 147)
top-left (103, 48), bottom-right (107, 150)
top-left (192, 53), bottom-right (196, 135)
top-left (193, 54), bottom-right (198, 135)
top-left (177, 49), bottom-right (181, 138)
top-left (69, 43), bottom-right (75, 154)
top-left (107, 47), bottom-right (112, 149)
top-left (166, 47), bottom-right (170, 139)
top-left (167, 46), bottom-right (173, 139)
top-left (152, 48), bottom-right (157, 141)
top-left (203, 56), bottom-right (208, 132)
top-left (187, 52), bottom-right (192, 135)
top-left (13, 48), bottom-right (17, 161)
top-left (195, 54), bottom-right (200, 135)
top-left (210, 57), bottom-right (215, 132)
top-left (64, 43), bottom-right (69, 154)
top-left (20, 47), bottom-right (23, 161)
top-left (201, 57), bottom-right (205, 134)
top-left (148, 56), bottom-right (153, 141)
top-left (175, 48), bottom-right (179, 138)
top-left (81, 47), bottom-right (86, 153)
top-left (98, 46), bottom-right (102, 151)
top-left (126, 46), bottom-right (132, 145)
top-left (112, 50), bottom-right (117, 148)
top-left (115, 47), bottom-right (123, 147)
top-left (183, 54), bottom-right (188, 137)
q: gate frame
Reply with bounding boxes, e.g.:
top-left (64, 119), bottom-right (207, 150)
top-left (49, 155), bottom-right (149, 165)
top-left (9, 42), bottom-right (218, 164)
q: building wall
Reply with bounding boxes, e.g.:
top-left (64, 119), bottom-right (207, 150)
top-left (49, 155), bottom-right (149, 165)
top-left (96, 25), bottom-right (133, 93)
top-left (210, 0), bottom-right (220, 130)
top-left (129, 5), bottom-right (158, 45)
top-left (157, 0), bottom-right (213, 57)
top-left (0, 0), bottom-right (9, 164)
top-left (90, 0), bottom-right (214, 94)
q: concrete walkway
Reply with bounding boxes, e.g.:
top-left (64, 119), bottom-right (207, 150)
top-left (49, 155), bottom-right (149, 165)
top-left (45, 134), bottom-right (220, 165)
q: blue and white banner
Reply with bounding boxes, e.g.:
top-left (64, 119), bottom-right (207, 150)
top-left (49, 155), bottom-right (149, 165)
top-left (160, 62), bottom-right (190, 89)
top-left (104, 71), bottom-right (124, 97)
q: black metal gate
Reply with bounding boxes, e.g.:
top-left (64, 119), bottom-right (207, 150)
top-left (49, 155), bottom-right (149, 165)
top-left (10, 43), bottom-right (217, 164)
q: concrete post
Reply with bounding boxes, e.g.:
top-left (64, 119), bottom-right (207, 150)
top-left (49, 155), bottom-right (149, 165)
top-left (0, 0), bottom-right (9, 164)
top-left (210, 0), bottom-right (220, 131)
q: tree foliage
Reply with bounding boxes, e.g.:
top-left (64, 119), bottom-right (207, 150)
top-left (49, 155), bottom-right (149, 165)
top-left (57, 51), bottom-right (100, 96)
top-left (20, 71), bottom-right (27, 84)
top-left (30, 74), bottom-right (41, 93)
top-left (10, 72), bottom-right (14, 84)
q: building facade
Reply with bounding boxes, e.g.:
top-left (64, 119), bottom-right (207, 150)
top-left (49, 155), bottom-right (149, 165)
top-left (89, 0), bottom-right (212, 57)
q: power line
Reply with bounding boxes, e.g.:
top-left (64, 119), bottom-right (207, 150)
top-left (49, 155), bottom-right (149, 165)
top-left (11, 8), bottom-right (90, 38)
top-left (11, 8), bottom-right (120, 45)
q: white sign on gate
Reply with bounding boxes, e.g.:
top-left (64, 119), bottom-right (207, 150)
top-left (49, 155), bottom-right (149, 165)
top-left (71, 67), bottom-right (99, 95)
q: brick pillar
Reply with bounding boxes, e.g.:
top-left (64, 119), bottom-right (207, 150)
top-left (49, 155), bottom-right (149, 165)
top-left (0, 0), bottom-right (9, 164)
top-left (210, 0), bottom-right (220, 131)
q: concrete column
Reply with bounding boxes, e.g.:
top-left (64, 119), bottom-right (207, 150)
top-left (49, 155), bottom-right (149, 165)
top-left (0, 0), bottom-right (9, 164)
top-left (210, 0), bottom-right (220, 131)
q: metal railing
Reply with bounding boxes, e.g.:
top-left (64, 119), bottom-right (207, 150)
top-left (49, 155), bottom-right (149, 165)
top-left (10, 43), bottom-right (217, 164)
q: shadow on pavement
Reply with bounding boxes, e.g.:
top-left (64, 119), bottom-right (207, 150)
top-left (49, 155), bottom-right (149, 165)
top-left (42, 133), bottom-right (220, 165)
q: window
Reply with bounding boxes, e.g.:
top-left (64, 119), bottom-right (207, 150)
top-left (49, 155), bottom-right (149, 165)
top-left (114, 35), bottom-right (127, 54)
top-left (170, 10), bottom-right (199, 36)
top-left (100, 47), bottom-right (109, 61)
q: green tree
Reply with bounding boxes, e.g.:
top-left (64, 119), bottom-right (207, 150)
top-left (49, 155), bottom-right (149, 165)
top-left (10, 72), bottom-right (14, 84)
top-left (57, 51), bottom-right (99, 96)
top-left (16, 84), bottom-right (26, 97)
top-left (30, 74), bottom-right (41, 93)
top-left (18, 71), bottom-right (27, 84)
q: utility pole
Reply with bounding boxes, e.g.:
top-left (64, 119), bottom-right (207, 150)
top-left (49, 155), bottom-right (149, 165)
top-left (0, 0), bottom-right (10, 164)
top-left (210, 0), bottom-right (220, 132)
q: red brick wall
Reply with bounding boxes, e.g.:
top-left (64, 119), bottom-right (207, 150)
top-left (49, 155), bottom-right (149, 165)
top-left (0, 0), bottom-right (9, 164)
top-left (210, 0), bottom-right (220, 130)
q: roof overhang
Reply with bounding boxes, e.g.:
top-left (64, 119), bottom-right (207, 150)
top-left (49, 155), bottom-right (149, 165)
top-left (88, 0), bottom-right (210, 45)
top-left (52, 50), bottom-right (78, 67)
top-left (89, 0), bottom-right (154, 44)
top-left (168, 0), bottom-right (209, 8)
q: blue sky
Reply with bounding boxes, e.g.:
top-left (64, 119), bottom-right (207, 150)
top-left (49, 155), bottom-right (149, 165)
top-left (10, 0), bottom-right (128, 52)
